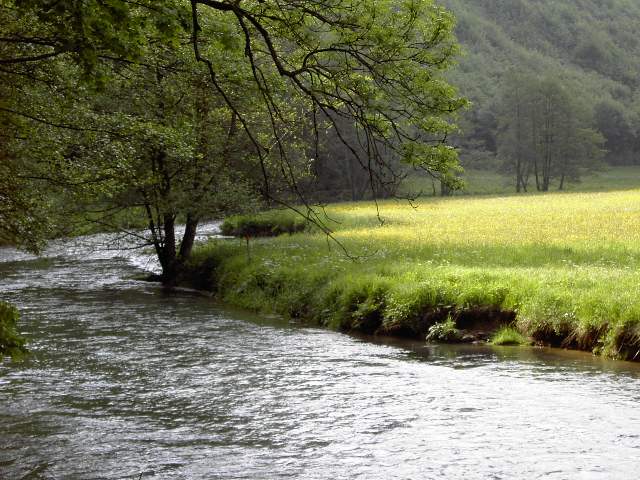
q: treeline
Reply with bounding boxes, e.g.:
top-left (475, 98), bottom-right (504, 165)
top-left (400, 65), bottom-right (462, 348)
top-left (442, 0), bottom-right (640, 191)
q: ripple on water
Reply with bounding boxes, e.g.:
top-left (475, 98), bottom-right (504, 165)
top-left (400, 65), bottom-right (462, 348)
top-left (2, 231), bottom-right (640, 479)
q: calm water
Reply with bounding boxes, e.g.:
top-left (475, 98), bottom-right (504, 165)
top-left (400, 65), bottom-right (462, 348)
top-left (1, 230), bottom-right (640, 479)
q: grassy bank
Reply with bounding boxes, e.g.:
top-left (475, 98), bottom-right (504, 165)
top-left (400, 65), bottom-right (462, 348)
top-left (188, 188), bottom-right (640, 360)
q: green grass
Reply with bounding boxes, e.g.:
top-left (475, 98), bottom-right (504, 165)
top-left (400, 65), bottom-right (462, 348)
top-left (491, 326), bottom-right (530, 346)
top-left (426, 317), bottom-right (462, 343)
top-left (401, 166), bottom-right (640, 197)
top-left (189, 179), bottom-right (640, 360)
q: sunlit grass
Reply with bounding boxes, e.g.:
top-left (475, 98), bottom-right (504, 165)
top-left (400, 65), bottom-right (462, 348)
top-left (191, 186), bottom-right (640, 360)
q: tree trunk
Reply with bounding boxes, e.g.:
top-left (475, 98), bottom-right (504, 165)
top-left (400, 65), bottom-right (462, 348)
top-left (179, 214), bottom-right (199, 261)
top-left (515, 98), bottom-right (523, 193)
top-left (159, 214), bottom-right (178, 286)
top-left (440, 179), bottom-right (451, 196)
top-left (542, 148), bottom-right (551, 192)
top-left (347, 155), bottom-right (358, 201)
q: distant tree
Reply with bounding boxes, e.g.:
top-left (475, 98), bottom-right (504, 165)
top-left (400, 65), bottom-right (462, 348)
top-left (496, 72), bottom-right (536, 192)
top-left (532, 77), bottom-right (571, 191)
top-left (497, 74), bottom-right (604, 192)
top-left (556, 127), bottom-right (605, 190)
top-left (594, 100), bottom-right (636, 165)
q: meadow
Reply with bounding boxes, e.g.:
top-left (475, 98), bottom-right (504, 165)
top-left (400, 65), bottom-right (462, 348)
top-left (402, 166), bottom-right (640, 197)
top-left (188, 172), bottom-right (640, 360)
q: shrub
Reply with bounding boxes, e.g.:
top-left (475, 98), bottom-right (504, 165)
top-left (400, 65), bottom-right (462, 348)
top-left (220, 212), bottom-right (307, 238)
top-left (0, 302), bottom-right (27, 357)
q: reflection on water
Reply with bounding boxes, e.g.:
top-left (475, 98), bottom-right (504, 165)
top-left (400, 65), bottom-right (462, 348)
top-left (1, 232), bottom-right (640, 479)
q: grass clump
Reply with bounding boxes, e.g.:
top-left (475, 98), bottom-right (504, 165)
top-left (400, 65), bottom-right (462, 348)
top-left (220, 211), bottom-right (307, 238)
top-left (491, 326), bottom-right (530, 346)
top-left (426, 317), bottom-right (462, 343)
top-left (0, 302), bottom-right (27, 358)
top-left (324, 276), bottom-right (389, 333)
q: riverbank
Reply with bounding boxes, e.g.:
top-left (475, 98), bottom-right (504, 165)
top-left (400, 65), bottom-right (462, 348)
top-left (185, 189), bottom-right (640, 361)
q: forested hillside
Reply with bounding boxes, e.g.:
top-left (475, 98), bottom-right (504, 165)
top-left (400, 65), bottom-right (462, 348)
top-left (444, 0), bottom-right (640, 170)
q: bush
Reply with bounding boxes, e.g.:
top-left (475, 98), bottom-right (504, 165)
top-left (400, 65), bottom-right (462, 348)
top-left (220, 212), bottom-right (307, 238)
top-left (0, 302), bottom-right (27, 357)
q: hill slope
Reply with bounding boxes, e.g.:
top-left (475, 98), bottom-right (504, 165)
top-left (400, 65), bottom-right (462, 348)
top-left (442, 0), bottom-right (640, 165)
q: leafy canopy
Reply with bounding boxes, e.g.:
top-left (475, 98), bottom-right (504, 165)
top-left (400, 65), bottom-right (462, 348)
top-left (1, 0), bottom-right (466, 277)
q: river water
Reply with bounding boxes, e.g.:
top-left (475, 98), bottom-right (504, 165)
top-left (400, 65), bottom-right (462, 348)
top-left (1, 229), bottom-right (640, 479)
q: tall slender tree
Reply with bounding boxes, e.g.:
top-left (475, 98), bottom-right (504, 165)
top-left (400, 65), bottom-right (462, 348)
top-left (497, 74), bottom-right (603, 192)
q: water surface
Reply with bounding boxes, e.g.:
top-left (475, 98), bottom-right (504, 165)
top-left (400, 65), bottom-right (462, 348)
top-left (1, 231), bottom-right (640, 479)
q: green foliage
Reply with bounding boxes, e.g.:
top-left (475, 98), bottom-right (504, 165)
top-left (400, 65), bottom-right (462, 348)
top-left (220, 212), bottom-right (307, 238)
top-left (594, 99), bottom-right (636, 164)
top-left (0, 302), bottom-right (27, 358)
top-left (12, 0), bottom-right (189, 78)
top-left (1, 0), bottom-right (466, 277)
top-left (426, 317), bottom-right (462, 343)
top-left (491, 326), bottom-right (530, 346)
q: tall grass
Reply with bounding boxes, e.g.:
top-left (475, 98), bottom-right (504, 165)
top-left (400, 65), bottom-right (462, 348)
top-left (189, 188), bottom-right (640, 360)
top-left (491, 326), bottom-right (530, 346)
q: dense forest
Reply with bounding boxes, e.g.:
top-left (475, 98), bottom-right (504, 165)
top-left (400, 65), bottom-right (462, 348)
top-left (445, 0), bottom-right (640, 176)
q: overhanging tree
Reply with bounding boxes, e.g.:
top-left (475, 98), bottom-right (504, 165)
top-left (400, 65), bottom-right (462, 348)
top-left (1, 0), bottom-right (467, 284)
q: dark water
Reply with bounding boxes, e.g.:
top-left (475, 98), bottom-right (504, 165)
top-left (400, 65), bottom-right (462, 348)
top-left (1, 230), bottom-right (640, 479)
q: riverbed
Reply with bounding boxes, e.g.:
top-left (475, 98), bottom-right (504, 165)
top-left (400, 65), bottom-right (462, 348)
top-left (1, 231), bottom-right (640, 479)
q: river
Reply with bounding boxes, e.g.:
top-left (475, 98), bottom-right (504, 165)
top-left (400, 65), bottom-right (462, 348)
top-left (1, 228), bottom-right (640, 479)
